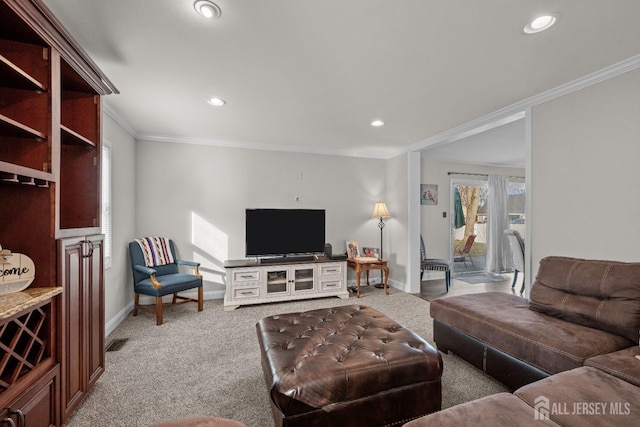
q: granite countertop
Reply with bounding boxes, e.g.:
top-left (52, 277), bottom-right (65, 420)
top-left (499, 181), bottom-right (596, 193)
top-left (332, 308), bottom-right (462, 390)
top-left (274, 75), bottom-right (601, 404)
top-left (0, 287), bottom-right (63, 320)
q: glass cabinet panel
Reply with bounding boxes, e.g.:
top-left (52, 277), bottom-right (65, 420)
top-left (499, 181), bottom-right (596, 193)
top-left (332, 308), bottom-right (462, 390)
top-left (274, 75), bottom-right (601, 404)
top-left (266, 269), bottom-right (288, 294)
top-left (294, 267), bottom-right (314, 291)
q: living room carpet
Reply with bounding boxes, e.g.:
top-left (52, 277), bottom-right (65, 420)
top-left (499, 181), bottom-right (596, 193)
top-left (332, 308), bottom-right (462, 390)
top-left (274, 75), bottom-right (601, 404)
top-left (64, 285), bottom-right (507, 427)
top-left (455, 272), bottom-right (508, 284)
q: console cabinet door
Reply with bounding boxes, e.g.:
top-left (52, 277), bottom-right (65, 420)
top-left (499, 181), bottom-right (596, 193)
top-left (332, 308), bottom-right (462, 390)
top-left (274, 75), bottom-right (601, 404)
top-left (0, 365), bottom-right (60, 427)
top-left (58, 234), bottom-right (104, 422)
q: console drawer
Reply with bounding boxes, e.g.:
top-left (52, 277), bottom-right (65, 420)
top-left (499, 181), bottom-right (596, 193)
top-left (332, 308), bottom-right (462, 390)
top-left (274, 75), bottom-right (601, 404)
top-left (232, 270), bottom-right (260, 283)
top-left (319, 278), bottom-right (342, 292)
top-left (319, 264), bottom-right (343, 276)
top-left (233, 286), bottom-right (260, 299)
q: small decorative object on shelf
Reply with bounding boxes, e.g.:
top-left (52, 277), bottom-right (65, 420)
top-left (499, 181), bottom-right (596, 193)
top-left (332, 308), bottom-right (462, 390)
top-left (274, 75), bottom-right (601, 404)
top-left (361, 247), bottom-right (380, 259)
top-left (0, 244), bottom-right (35, 295)
top-left (346, 240), bottom-right (360, 259)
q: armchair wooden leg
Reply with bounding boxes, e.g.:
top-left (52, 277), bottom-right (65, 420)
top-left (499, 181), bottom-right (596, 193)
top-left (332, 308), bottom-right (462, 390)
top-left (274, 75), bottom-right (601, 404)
top-left (156, 297), bottom-right (163, 325)
top-left (198, 287), bottom-right (204, 312)
top-left (133, 294), bottom-right (139, 316)
top-left (172, 293), bottom-right (177, 304)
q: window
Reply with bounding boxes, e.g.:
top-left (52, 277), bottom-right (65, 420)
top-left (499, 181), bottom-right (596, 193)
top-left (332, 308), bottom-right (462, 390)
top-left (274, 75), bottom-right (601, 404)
top-left (102, 141), bottom-right (112, 269)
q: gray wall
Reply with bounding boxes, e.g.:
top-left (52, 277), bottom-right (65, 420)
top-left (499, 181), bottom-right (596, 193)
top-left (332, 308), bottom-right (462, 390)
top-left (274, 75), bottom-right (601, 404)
top-left (101, 66), bottom-right (640, 333)
top-left (134, 140), bottom-right (388, 296)
top-left (103, 114), bottom-right (136, 333)
top-left (531, 68), bottom-right (640, 271)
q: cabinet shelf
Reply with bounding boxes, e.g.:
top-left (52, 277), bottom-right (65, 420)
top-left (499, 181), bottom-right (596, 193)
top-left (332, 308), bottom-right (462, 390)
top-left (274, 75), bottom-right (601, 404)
top-left (60, 124), bottom-right (95, 147)
top-left (0, 54), bottom-right (46, 91)
top-left (0, 112), bottom-right (46, 140)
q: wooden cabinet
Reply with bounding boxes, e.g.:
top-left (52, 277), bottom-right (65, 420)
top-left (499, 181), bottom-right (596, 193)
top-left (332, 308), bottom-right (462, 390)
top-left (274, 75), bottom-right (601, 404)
top-left (224, 259), bottom-right (348, 311)
top-left (59, 59), bottom-right (102, 232)
top-left (0, 294), bottom-right (61, 427)
top-left (0, 365), bottom-right (59, 427)
top-left (57, 235), bottom-right (104, 421)
top-left (0, 1), bottom-right (116, 424)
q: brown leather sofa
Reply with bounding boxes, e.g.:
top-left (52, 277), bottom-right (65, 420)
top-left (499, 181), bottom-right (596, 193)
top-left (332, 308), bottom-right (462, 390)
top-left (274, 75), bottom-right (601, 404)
top-left (430, 256), bottom-right (640, 390)
top-left (256, 305), bottom-right (443, 427)
top-left (405, 366), bottom-right (640, 426)
top-left (408, 256), bottom-right (640, 426)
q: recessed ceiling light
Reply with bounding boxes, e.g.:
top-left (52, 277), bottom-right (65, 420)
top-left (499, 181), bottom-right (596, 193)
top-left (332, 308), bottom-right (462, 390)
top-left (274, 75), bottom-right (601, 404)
top-left (207, 97), bottom-right (226, 106)
top-left (523, 14), bottom-right (557, 34)
top-left (371, 120), bottom-right (385, 127)
top-left (194, 0), bottom-right (221, 19)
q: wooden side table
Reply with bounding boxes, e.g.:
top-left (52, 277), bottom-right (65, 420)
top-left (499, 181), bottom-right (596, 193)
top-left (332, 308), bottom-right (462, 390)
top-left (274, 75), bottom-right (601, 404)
top-left (347, 257), bottom-right (390, 298)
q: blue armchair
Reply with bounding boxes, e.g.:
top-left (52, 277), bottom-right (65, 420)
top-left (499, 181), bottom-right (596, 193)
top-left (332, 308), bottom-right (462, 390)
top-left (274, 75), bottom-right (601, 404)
top-left (129, 238), bottom-right (203, 325)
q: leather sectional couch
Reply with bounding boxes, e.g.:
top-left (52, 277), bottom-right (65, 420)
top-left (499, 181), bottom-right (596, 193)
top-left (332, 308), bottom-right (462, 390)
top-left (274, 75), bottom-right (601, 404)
top-left (406, 256), bottom-right (640, 426)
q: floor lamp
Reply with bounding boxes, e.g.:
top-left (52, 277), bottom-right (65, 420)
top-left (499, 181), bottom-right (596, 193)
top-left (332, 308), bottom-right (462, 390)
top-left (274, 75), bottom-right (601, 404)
top-left (371, 201), bottom-right (391, 287)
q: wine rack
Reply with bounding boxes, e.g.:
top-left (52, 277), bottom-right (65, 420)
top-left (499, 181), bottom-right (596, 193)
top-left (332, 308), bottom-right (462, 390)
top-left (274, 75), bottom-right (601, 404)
top-left (0, 301), bottom-right (51, 393)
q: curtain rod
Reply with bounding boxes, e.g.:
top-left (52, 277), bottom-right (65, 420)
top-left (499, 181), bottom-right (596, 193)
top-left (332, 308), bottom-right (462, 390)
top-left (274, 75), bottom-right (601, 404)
top-left (447, 172), bottom-right (525, 179)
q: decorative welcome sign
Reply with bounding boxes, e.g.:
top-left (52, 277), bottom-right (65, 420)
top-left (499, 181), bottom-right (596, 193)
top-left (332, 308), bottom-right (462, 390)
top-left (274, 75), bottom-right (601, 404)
top-left (0, 244), bottom-right (35, 296)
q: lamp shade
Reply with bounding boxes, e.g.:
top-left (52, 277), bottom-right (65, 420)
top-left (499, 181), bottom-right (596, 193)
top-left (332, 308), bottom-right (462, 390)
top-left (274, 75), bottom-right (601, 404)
top-left (371, 201), bottom-right (391, 219)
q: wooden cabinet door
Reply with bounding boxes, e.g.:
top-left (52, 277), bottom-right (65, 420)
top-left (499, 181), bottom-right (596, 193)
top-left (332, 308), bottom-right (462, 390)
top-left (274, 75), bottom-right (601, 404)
top-left (58, 234), bottom-right (104, 422)
top-left (58, 236), bottom-right (85, 420)
top-left (85, 235), bottom-right (104, 389)
top-left (0, 365), bottom-right (60, 427)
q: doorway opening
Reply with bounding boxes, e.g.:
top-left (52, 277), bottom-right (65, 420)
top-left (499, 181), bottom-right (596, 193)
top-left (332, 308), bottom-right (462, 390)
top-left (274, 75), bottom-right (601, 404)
top-left (451, 179), bottom-right (526, 277)
top-left (453, 182), bottom-right (487, 275)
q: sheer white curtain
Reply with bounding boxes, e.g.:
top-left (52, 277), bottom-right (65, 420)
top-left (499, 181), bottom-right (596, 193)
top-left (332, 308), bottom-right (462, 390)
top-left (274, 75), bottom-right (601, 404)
top-left (486, 175), bottom-right (511, 274)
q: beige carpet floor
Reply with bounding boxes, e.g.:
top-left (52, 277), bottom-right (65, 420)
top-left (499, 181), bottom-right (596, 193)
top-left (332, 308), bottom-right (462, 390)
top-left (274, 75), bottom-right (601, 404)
top-left (64, 285), bottom-right (507, 427)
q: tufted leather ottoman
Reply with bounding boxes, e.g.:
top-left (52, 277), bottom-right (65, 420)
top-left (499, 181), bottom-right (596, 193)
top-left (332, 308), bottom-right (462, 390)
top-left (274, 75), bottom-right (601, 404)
top-left (256, 305), bottom-right (443, 427)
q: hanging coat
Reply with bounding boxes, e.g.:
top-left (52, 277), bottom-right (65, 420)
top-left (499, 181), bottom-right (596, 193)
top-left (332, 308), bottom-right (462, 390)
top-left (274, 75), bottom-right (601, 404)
top-left (454, 187), bottom-right (466, 229)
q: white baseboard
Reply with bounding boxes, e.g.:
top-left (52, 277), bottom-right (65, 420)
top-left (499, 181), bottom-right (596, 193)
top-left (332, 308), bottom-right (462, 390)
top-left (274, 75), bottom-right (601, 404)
top-left (105, 301), bottom-right (134, 337)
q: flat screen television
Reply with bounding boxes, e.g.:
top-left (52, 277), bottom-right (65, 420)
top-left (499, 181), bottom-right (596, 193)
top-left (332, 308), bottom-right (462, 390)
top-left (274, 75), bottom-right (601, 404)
top-left (245, 209), bottom-right (325, 257)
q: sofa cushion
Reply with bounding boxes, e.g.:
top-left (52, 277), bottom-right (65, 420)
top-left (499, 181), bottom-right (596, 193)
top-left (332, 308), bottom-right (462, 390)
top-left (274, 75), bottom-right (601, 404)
top-left (584, 346), bottom-right (640, 387)
top-left (529, 256), bottom-right (640, 342)
top-left (515, 367), bottom-right (640, 427)
top-left (430, 292), bottom-right (633, 374)
top-left (403, 393), bottom-right (561, 427)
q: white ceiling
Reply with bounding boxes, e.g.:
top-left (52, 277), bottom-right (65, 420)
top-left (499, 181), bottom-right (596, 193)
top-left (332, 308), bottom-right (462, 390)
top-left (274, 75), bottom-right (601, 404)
top-left (43, 0), bottom-right (640, 162)
top-left (423, 117), bottom-right (526, 168)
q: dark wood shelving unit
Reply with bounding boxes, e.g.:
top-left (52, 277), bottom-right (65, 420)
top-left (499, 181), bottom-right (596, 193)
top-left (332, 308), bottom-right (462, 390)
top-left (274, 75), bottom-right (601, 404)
top-left (1, 1), bottom-right (117, 425)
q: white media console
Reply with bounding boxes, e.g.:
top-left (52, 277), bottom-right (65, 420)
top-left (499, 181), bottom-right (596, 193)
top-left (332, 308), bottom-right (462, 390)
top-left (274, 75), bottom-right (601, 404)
top-left (223, 257), bottom-right (348, 311)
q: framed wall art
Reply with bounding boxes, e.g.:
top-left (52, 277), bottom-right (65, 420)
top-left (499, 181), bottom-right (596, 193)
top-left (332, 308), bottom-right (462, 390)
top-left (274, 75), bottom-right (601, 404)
top-left (421, 184), bottom-right (438, 205)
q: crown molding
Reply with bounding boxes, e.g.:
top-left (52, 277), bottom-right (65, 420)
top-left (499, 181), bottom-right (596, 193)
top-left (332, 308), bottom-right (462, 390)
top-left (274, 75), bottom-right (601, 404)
top-left (135, 134), bottom-right (389, 159)
top-left (103, 103), bottom-right (137, 136)
top-left (103, 53), bottom-right (640, 160)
